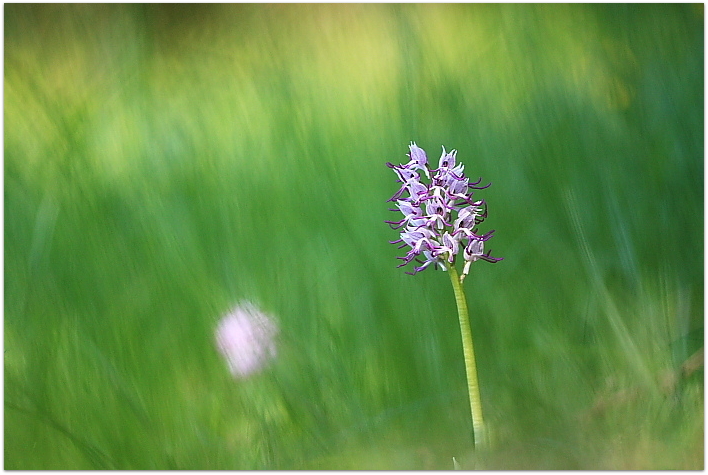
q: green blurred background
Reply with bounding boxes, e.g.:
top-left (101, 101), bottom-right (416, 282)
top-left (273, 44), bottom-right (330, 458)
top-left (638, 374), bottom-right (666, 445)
top-left (4, 4), bottom-right (703, 469)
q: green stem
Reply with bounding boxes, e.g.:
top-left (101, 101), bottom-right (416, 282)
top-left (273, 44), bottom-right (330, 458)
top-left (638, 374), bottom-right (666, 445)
top-left (447, 264), bottom-right (488, 450)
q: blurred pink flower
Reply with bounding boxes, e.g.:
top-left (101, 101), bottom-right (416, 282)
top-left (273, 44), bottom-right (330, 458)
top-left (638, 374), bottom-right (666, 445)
top-left (215, 302), bottom-right (278, 378)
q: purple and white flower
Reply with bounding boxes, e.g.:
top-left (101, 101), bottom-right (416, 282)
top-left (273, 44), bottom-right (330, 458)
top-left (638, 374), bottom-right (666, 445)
top-left (386, 142), bottom-right (502, 279)
top-left (215, 302), bottom-right (278, 378)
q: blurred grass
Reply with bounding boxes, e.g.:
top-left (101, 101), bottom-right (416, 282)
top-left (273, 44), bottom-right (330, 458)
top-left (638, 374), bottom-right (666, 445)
top-left (4, 4), bottom-right (703, 469)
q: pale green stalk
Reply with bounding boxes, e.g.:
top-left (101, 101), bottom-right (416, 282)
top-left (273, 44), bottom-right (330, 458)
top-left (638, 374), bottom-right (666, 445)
top-left (447, 263), bottom-right (488, 450)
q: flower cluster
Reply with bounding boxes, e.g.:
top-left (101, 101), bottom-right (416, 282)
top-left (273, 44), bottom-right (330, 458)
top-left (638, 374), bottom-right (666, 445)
top-left (215, 302), bottom-right (278, 379)
top-left (386, 143), bottom-right (502, 279)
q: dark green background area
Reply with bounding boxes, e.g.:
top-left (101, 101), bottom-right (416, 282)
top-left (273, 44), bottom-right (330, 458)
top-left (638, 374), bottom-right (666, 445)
top-left (4, 4), bottom-right (703, 469)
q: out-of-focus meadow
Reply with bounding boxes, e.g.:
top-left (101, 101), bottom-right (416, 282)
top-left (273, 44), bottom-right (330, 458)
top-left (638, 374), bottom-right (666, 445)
top-left (4, 4), bottom-right (703, 469)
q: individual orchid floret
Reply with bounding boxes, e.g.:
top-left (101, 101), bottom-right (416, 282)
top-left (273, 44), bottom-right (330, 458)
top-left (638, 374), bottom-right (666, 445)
top-left (385, 200), bottom-right (426, 229)
top-left (437, 146), bottom-right (457, 170)
top-left (453, 203), bottom-right (486, 231)
top-left (409, 143), bottom-right (427, 162)
top-left (438, 232), bottom-right (460, 264)
top-left (424, 196), bottom-right (451, 229)
top-left (408, 142), bottom-right (430, 176)
top-left (386, 143), bottom-right (502, 278)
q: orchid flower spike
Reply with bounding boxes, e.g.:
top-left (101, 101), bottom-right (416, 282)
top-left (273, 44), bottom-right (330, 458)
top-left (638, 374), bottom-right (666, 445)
top-left (386, 143), bottom-right (502, 280)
